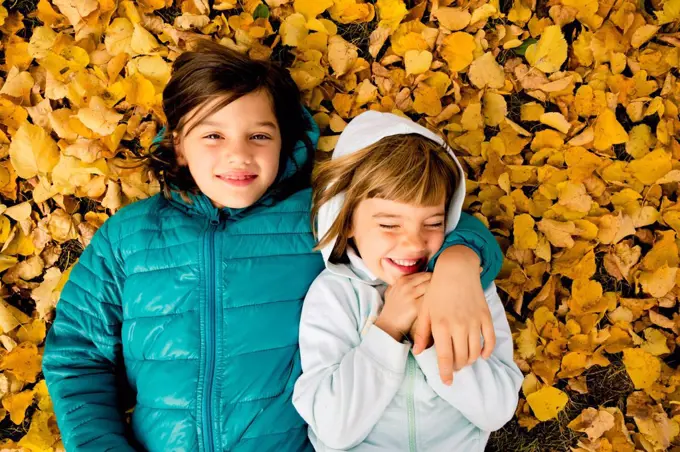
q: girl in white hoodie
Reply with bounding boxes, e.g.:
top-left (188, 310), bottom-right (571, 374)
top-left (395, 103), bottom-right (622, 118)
top-left (293, 111), bottom-right (523, 451)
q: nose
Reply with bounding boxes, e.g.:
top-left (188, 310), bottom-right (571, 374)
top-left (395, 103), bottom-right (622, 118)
top-left (222, 140), bottom-right (252, 165)
top-left (401, 230), bottom-right (427, 253)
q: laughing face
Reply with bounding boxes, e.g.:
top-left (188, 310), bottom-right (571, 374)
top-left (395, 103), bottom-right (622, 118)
top-left (350, 198), bottom-right (446, 285)
top-left (174, 89), bottom-right (282, 209)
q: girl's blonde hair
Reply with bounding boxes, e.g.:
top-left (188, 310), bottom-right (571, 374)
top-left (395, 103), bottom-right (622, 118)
top-left (311, 133), bottom-right (461, 262)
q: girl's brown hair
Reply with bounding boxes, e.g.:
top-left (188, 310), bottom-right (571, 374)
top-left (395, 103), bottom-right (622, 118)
top-left (145, 40), bottom-right (313, 200)
top-left (311, 133), bottom-right (460, 262)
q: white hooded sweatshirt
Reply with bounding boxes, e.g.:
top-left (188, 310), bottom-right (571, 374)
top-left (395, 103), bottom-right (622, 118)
top-left (292, 111), bottom-right (523, 452)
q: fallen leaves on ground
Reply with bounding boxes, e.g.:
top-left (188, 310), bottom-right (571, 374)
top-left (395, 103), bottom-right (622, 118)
top-left (1, 0), bottom-right (680, 450)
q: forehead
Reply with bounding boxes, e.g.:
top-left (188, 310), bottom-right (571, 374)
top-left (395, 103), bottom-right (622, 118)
top-left (183, 90), bottom-right (278, 133)
top-left (358, 198), bottom-right (445, 217)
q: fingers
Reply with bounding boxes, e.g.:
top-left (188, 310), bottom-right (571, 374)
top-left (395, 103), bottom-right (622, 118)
top-left (411, 307), bottom-right (431, 355)
top-left (396, 272), bottom-right (431, 288)
top-left (452, 328), bottom-right (469, 370)
top-left (467, 327), bottom-right (482, 365)
top-left (432, 323), bottom-right (454, 385)
top-left (480, 315), bottom-right (497, 359)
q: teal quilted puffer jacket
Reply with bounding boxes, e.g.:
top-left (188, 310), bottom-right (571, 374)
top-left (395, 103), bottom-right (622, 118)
top-left (43, 116), bottom-right (503, 452)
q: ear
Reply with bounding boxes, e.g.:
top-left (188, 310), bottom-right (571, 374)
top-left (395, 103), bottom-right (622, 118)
top-left (173, 132), bottom-right (188, 166)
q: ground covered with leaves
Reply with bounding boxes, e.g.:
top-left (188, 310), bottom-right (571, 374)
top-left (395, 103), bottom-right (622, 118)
top-left (0, 0), bottom-right (679, 450)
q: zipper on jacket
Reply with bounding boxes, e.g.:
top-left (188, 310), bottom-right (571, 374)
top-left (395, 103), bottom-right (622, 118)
top-left (202, 223), bottom-right (218, 452)
top-left (406, 354), bottom-right (417, 452)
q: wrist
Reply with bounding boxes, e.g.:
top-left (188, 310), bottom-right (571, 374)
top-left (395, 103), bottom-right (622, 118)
top-left (374, 316), bottom-right (405, 342)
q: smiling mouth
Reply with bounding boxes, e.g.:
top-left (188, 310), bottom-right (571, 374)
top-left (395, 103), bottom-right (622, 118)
top-left (217, 174), bottom-right (258, 187)
top-left (384, 257), bottom-right (427, 274)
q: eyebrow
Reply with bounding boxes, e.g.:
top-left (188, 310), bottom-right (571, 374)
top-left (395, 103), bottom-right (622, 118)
top-left (197, 120), bottom-right (278, 129)
top-left (372, 212), bottom-right (446, 219)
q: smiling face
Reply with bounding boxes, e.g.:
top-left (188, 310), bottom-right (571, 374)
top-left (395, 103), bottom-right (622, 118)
top-left (350, 198), bottom-right (446, 285)
top-left (174, 89), bottom-right (282, 209)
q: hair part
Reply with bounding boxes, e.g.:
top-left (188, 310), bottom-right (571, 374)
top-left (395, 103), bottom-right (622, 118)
top-left (311, 133), bottom-right (461, 262)
top-left (143, 39), bottom-right (313, 199)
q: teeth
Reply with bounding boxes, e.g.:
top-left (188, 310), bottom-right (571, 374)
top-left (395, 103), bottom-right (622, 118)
top-left (223, 175), bottom-right (253, 180)
top-left (391, 258), bottom-right (419, 266)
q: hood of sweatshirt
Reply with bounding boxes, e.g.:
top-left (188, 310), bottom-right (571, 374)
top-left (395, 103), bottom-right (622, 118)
top-left (317, 110), bottom-right (467, 283)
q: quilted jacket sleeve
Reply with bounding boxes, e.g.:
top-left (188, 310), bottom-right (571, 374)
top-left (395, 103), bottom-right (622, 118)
top-left (428, 212), bottom-right (503, 289)
top-left (43, 221), bottom-right (136, 452)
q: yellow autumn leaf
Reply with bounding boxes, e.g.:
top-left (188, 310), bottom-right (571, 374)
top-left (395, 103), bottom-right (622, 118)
top-left (404, 49), bottom-right (432, 75)
top-left (525, 25), bottom-right (568, 73)
top-left (279, 13), bottom-right (307, 47)
top-left (3, 202), bottom-right (32, 222)
top-left (468, 52), bottom-right (505, 89)
top-left (2, 389), bottom-right (34, 424)
top-left (568, 407), bottom-right (616, 441)
top-left (375, 0), bottom-right (407, 32)
top-left (434, 7), bottom-right (471, 31)
top-left (329, 0), bottom-right (375, 24)
top-left (514, 214), bottom-right (538, 250)
top-left (569, 278), bottom-right (606, 315)
top-left (625, 124), bottom-right (654, 159)
top-left (440, 32), bottom-right (475, 72)
top-left (77, 96), bottom-right (125, 136)
top-left (105, 17), bottom-right (134, 55)
top-left (16, 319), bottom-right (47, 345)
top-left (593, 108), bottom-right (629, 151)
top-left (597, 213), bottom-right (636, 245)
top-left (8, 123), bottom-right (60, 180)
top-left (558, 351), bottom-right (588, 378)
top-left (622, 348), bottom-right (661, 389)
top-left (131, 23), bottom-right (163, 54)
top-left (526, 386), bottom-right (569, 421)
top-left (294, 0), bottom-right (333, 19)
top-left (0, 298), bottom-right (30, 334)
top-left (0, 67), bottom-right (34, 102)
top-left (412, 84), bottom-right (442, 117)
top-left (638, 265), bottom-right (678, 298)
top-left (0, 342), bottom-right (42, 383)
top-left (470, 3), bottom-right (498, 25)
top-left (33, 380), bottom-right (52, 412)
top-left (461, 102), bottom-right (483, 131)
top-left (641, 328), bottom-right (670, 356)
top-left (482, 92), bottom-right (507, 127)
top-left (327, 35), bottom-right (358, 77)
top-left (18, 409), bottom-right (58, 450)
top-left (539, 112), bottom-right (571, 134)
top-left (537, 219), bottom-right (575, 248)
top-left (0, 5), bottom-right (7, 27)
top-left (32, 267), bottom-right (65, 319)
top-left (631, 25), bottom-right (659, 49)
top-left (628, 149), bottom-right (673, 185)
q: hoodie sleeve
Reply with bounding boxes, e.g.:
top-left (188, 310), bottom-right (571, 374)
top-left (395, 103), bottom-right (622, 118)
top-left (414, 283), bottom-right (523, 432)
top-left (43, 221), bottom-right (135, 452)
top-left (293, 275), bottom-right (409, 450)
top-left (428, 212), bottom-right (503, 289)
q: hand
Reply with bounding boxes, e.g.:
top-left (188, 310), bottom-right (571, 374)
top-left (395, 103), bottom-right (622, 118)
top-left (411, 246), bottom-right (496, 386)
top-left (374, 273), bottom-right (431, 342)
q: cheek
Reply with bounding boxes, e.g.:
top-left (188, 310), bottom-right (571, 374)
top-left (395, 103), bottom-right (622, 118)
top-left (430, 233), bottom-right (446, 252)
top-left (372, 232), bottom-right (396, 255)
top-left (260, 148), bottom-right (281, 175)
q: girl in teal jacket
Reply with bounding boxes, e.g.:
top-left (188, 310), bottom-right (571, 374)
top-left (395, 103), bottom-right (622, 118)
top-left (43, 40), bottom-right (503, 452)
